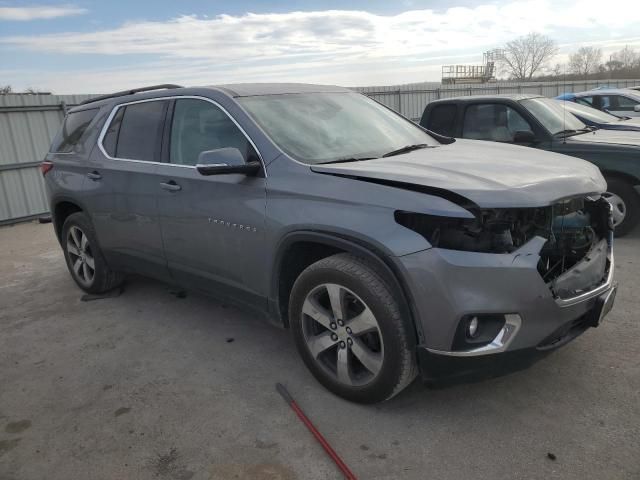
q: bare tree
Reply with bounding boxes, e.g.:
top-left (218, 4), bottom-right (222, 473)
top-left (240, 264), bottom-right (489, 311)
top-left (499, 33), bottom-right (558, 80)
top-left (0, 85), bottom-right (12, 94)
top-left (569, 46), bottom-right (602, 76)
top-left (613, 45), bottom-right (640, 68)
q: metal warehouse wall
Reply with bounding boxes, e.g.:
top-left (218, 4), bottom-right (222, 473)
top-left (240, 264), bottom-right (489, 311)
top-left (354, 78), bottom-right (640, 122)
top-left (0, 94), bottom-right (93, 225)
top-left (1, 79), bottom-right (639, 225)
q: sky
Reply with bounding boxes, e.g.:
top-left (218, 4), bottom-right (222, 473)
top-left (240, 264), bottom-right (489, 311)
top-left (1, 0), bottom-right (639, 94)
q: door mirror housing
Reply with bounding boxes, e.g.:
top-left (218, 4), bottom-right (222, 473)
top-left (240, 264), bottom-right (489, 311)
top-left (513, 130), bottom-right (537, 144)
top-left (633, 105), bottom-right (640, 113)
top-left (196, 148), bottom-right (261, 176)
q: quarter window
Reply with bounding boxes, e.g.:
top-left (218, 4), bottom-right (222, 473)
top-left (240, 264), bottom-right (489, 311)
top-left (426, 104), bottom-right (457, 137)
top-left (50, 108), bottom-right (99, 153)
top-left (103, 100), bottom-right (167, 161)
top-left (462, 104), bottom-right (533, 142)
top-left (169, 99), bottom-right (256, 166)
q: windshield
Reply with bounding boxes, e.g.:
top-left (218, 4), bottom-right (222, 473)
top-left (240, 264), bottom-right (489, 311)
top-left (238, 92), bottom-right (439, 164)
top-left (520, 97), bottom-right (586, 135)
top-left (557, 100), bottom-right (620, 123)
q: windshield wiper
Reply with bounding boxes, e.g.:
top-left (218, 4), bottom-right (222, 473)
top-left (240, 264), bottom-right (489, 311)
top-left (554, 128), bottom-right (593, 137)
top-left (316, 157), bottom-right (377, 165)
top-left (382, 144), bottom-right (431, 158)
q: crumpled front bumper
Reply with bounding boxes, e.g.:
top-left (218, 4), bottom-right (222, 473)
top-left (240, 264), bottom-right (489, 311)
top-left (394, 236), bottom-right (615, 384)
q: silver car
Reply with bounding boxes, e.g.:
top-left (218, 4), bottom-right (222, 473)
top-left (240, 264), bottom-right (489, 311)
top-left (43, 84), bottom-right (617, 403)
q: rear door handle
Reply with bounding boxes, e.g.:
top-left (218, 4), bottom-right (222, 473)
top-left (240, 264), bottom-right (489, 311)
top-left (160, 180), bottom-right (181, 192)
top-left (87, 171), bottom-right (102, 181)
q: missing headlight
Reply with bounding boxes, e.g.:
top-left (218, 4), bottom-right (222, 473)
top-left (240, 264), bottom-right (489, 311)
top-left (395, 207), bottom-right (551, 253)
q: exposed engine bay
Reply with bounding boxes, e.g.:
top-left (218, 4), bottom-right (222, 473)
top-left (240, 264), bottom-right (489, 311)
top-left (396, 196), bottom-right (613, 299)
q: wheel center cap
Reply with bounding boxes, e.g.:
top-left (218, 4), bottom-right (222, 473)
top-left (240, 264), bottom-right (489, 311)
top-left (336, 327), bottom-right (348, 341)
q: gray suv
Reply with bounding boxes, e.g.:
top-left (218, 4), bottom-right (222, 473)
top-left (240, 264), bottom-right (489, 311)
top-left (43, 84), bottom-right (617, 403)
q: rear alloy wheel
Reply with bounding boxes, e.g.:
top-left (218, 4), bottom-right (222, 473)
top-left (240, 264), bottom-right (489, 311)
top-left (61, 212), bottom-right (123, 294)
top-left (289, 253), bottom-right (417, 403)
top-left (66, 225), bottom-right (96, 288)
top-left (603, 178), bottom-right (640, 237)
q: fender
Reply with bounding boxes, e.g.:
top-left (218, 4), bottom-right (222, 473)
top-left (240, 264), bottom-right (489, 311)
top-left (269, 230), bottom-right (425, 345)
top-left (49, 194), bottom-right (92, 242)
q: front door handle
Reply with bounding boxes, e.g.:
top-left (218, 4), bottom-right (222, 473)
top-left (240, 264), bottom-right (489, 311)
top-left (87, 171), bottom-right (102, 181)
top-left (160, 180), bottom-right (181, 192)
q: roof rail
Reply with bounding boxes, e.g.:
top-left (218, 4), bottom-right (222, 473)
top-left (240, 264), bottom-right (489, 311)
top-left (79, 84), bottom-right (183, 106)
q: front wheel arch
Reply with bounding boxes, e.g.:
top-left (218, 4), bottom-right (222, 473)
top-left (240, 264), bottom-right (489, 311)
top-left (271, 231), bottom-right (423, 347)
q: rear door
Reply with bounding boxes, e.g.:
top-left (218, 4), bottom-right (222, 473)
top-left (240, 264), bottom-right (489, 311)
top-left (83, 99), bottom-right (171, 280)
top-left (156, 97), bottom-right (267, 309)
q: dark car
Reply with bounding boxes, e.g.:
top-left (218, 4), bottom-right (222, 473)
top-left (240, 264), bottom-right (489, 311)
top-left (558, 100), bottom-right (640, 132)
top-left (43, 84), bottom-right (616, 403)
top-left (420, 94), bottom-right (640, 235)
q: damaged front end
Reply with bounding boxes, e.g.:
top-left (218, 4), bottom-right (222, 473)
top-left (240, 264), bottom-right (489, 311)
top-left (396, 196), bottom-right (614, 300)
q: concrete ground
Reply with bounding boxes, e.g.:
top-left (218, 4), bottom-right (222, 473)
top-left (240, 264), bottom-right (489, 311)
top-left (0, 221), bottom-right (638, 480)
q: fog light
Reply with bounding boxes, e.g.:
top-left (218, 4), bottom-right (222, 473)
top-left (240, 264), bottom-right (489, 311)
top-left (467, 316), bottom-right (479, 338)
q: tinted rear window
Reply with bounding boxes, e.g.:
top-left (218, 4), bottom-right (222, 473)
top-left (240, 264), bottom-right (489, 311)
top-left (104, 101), bottom-right (167, 161)
top-left (50, 108), bottom-right (99, 153)
top-left (426, 104), bottom-right (457, 137)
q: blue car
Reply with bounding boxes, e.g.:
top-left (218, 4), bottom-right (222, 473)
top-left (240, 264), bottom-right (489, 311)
top-left (557, 100), bottom-right (640, 132)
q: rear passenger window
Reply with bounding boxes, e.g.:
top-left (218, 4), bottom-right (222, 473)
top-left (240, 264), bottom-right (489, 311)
top-left (426, 104), bottom-right (457, 137)
top-left (50, 108), bottom-right (99, 153)
top-left (169, 99), bottom-right (257, 166)
top-left (103, 101), bottom-right (167, 161)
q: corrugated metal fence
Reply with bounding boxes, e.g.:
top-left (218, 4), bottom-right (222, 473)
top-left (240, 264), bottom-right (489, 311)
top-left (1, 79), bottom-right (639, 224)
top-left (354, 78), bottom-right (640, 122)
top-left (0, 94), bottom-right (93, 224)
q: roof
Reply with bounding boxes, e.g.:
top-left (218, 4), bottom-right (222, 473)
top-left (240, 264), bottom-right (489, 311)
top-left (210, 83), bottom-right (352, 97)
top-left (68, 82), bottom-right (355, 113)
top-left (573, 88), bottom-right (640, 97)
top-left (430, 93), bottom-right (542, 103)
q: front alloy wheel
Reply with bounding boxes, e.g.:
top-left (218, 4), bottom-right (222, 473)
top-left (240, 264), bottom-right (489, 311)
top-left (302, 283), bottom-right (384, 387)
top-left (290, 253), bottom-right (417, 403)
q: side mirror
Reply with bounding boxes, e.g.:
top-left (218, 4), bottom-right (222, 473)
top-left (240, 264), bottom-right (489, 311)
top-left (513, 130), bottom-right (537, 144)
top-left (196, 147), bottom-right (261, 176)
top-left (634, 105), bottom-right (640, 113)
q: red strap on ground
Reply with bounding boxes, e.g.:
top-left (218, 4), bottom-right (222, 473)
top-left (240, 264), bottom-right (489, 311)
top-left (276, 383), bottom-right (358, 480)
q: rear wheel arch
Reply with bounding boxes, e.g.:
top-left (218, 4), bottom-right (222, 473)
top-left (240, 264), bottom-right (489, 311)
top-left (271, 231), bottom-right (422, 346)
top-left (53, 200), bottom-right (84, 241)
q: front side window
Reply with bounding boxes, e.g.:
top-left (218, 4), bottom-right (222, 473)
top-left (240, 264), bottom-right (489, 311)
top-left (169, 99), bottom-right (256, 166)
top-left (462, 103), bottom-right (532, 142)
top-left (50, 108), bottom-right (99, 153)
top-left (606, 95), bottom-right (640, 111)
top-left (102, 100), bottom-right (167, 161)
top-left (238, 92), bottom-right (439, 164)
top-left (520, 97), bottom-right (585, 135)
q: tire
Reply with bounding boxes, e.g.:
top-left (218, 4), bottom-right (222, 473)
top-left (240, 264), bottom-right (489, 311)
top-left (289, 253), bottom-right (417, 403)
top-left (603, 177), bottom-right (640, 237)
top-left (61, 212), bottom-right (124, 294)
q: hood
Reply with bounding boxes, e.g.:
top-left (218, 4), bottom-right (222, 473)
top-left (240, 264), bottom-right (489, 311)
top-left (567, 128), bottom-right (640, 147)
top-left (619, 117), bottom-right (640, 128)
top-left (311, 139), bottom-right (606, 208)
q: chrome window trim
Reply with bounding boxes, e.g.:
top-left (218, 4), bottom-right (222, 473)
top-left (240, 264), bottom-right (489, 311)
top-left (96, 95), bottom-right (266, 175)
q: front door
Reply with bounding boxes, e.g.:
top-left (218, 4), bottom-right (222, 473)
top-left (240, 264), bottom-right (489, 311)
top-left (156, 97), bottom-right (267, 309)
top-left (84, 99), bottom-right (171, 281)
